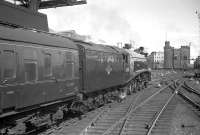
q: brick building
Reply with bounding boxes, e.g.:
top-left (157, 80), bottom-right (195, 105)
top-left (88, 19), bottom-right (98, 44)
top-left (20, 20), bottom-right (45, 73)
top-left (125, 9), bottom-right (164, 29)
top-left (148, 52), bottom-right (164, 69)
top-left (164, 41), bottom-right (190, 69)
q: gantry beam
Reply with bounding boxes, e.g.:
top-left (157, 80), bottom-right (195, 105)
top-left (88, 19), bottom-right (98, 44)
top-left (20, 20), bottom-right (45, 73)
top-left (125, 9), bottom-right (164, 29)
top-left (39, 0), bottom-right (87, 9)
top-left (4, 0), bottom-right (87, 11)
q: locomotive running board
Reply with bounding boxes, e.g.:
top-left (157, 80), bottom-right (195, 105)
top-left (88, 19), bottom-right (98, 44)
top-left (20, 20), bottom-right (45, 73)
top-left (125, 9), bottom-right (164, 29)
top-left (0, 111), bottom-right (18, 118)
top-left (40, 100), bottom-right (62, 107)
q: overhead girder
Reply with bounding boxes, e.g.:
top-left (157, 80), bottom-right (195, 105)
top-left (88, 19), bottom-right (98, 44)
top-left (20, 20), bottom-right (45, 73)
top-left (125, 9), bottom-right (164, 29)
top-left (39, 0), bottom-right (87, 9)
top-left (8, 0), bottom-right (86, 10)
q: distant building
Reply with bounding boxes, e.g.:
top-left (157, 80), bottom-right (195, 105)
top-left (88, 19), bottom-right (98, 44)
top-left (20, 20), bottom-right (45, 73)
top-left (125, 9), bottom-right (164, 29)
top-left (180, 46), bottom-right (190, 69)
top-left (148, 51), bottom-right (164, 69)
top-left (194, 56), bottom-right (200, 69)
top-left (163, 41), bottom-right (190, 69)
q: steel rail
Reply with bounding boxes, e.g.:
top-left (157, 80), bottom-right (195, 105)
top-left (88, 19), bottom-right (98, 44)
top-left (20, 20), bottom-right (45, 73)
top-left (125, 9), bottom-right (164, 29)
top-left (177, 80), bottom-right (200, 109)
top-left (118, 81), bottom-right (180, 135)
top-left (81, 106), bottom-right (110, 134)
top-left (81, 90), bottom-right (141, 135)
top-left (146, 84), bottom-right (182, 135)
top-left (102, 80), bottom-right (177, 135)
top-left (117, 92), bottom-right (142, 135)
top-left (183, 81), bottom-right (200, 97)
top-left (117, 91), bottom-right (146, 135)
top-left (178, 91), bottom-right (200, 109)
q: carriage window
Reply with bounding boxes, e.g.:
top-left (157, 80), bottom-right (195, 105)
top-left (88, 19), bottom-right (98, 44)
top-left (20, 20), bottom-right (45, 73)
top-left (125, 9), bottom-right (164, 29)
top-left (3, 50), bottom-right (16, 79)
top-left (65, 52), bottom-right (73, 61)
top-left (24, 61), bottom-right (37, 82)
top-left (65, 63), bottom-right (74, 79)
top-left (64, 51), bottom-right (74, 79)
top-left (44, 53), bottom-right (52, 76)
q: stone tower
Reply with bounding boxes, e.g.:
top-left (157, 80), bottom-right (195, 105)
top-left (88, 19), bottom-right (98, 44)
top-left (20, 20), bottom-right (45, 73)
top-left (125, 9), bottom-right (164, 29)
top-left (164, 41), bottom-right (174, 69)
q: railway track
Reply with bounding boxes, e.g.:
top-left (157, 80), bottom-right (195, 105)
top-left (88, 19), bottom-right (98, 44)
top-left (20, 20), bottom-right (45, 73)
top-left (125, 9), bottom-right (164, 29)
top-left (76, 80), bottom-right (179, 135)
top-left (177, 80), bottom-right (200, 116)
top-left (183, 81), bottom-right (200, 97)
top-left (38, 101), bottom-right (119, 135)
top-left (100, 82), bottom-right (181, 135)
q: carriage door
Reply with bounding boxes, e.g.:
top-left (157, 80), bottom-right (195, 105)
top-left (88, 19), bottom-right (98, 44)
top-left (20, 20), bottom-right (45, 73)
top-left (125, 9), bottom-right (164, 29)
top-left (0, 43), bottom-right (17, 111)
top-left (77, 44), bottom-right (86, 92)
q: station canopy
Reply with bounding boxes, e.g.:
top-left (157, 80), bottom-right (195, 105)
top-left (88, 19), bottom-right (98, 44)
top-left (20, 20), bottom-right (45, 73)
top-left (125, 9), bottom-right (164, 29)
top-left (4, 0), bottom-right (87, 9)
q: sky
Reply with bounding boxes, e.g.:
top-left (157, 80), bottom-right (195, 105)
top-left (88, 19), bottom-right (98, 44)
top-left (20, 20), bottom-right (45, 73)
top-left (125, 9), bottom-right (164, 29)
top-left (40, 0), bottom-right (200, 59)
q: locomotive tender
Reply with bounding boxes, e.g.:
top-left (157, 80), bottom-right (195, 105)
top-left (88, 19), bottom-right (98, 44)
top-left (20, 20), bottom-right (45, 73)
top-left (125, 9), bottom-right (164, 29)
top-left (0, 23), bottom-right (150, 133)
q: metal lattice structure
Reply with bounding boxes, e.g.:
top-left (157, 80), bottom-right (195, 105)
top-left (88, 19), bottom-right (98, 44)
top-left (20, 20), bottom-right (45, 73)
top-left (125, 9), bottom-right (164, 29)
top-left (4, 0), bottom-right (87, 11)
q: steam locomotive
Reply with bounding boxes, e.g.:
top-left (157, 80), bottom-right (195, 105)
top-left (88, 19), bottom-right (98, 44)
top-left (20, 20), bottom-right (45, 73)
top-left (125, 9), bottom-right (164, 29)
top-left (0, 23), bottom-right (150, 134)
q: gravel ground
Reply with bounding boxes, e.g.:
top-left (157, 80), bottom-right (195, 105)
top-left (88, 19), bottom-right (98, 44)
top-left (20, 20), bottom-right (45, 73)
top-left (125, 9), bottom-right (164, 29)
top-left (169, 97), bottom-right (200, 135)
